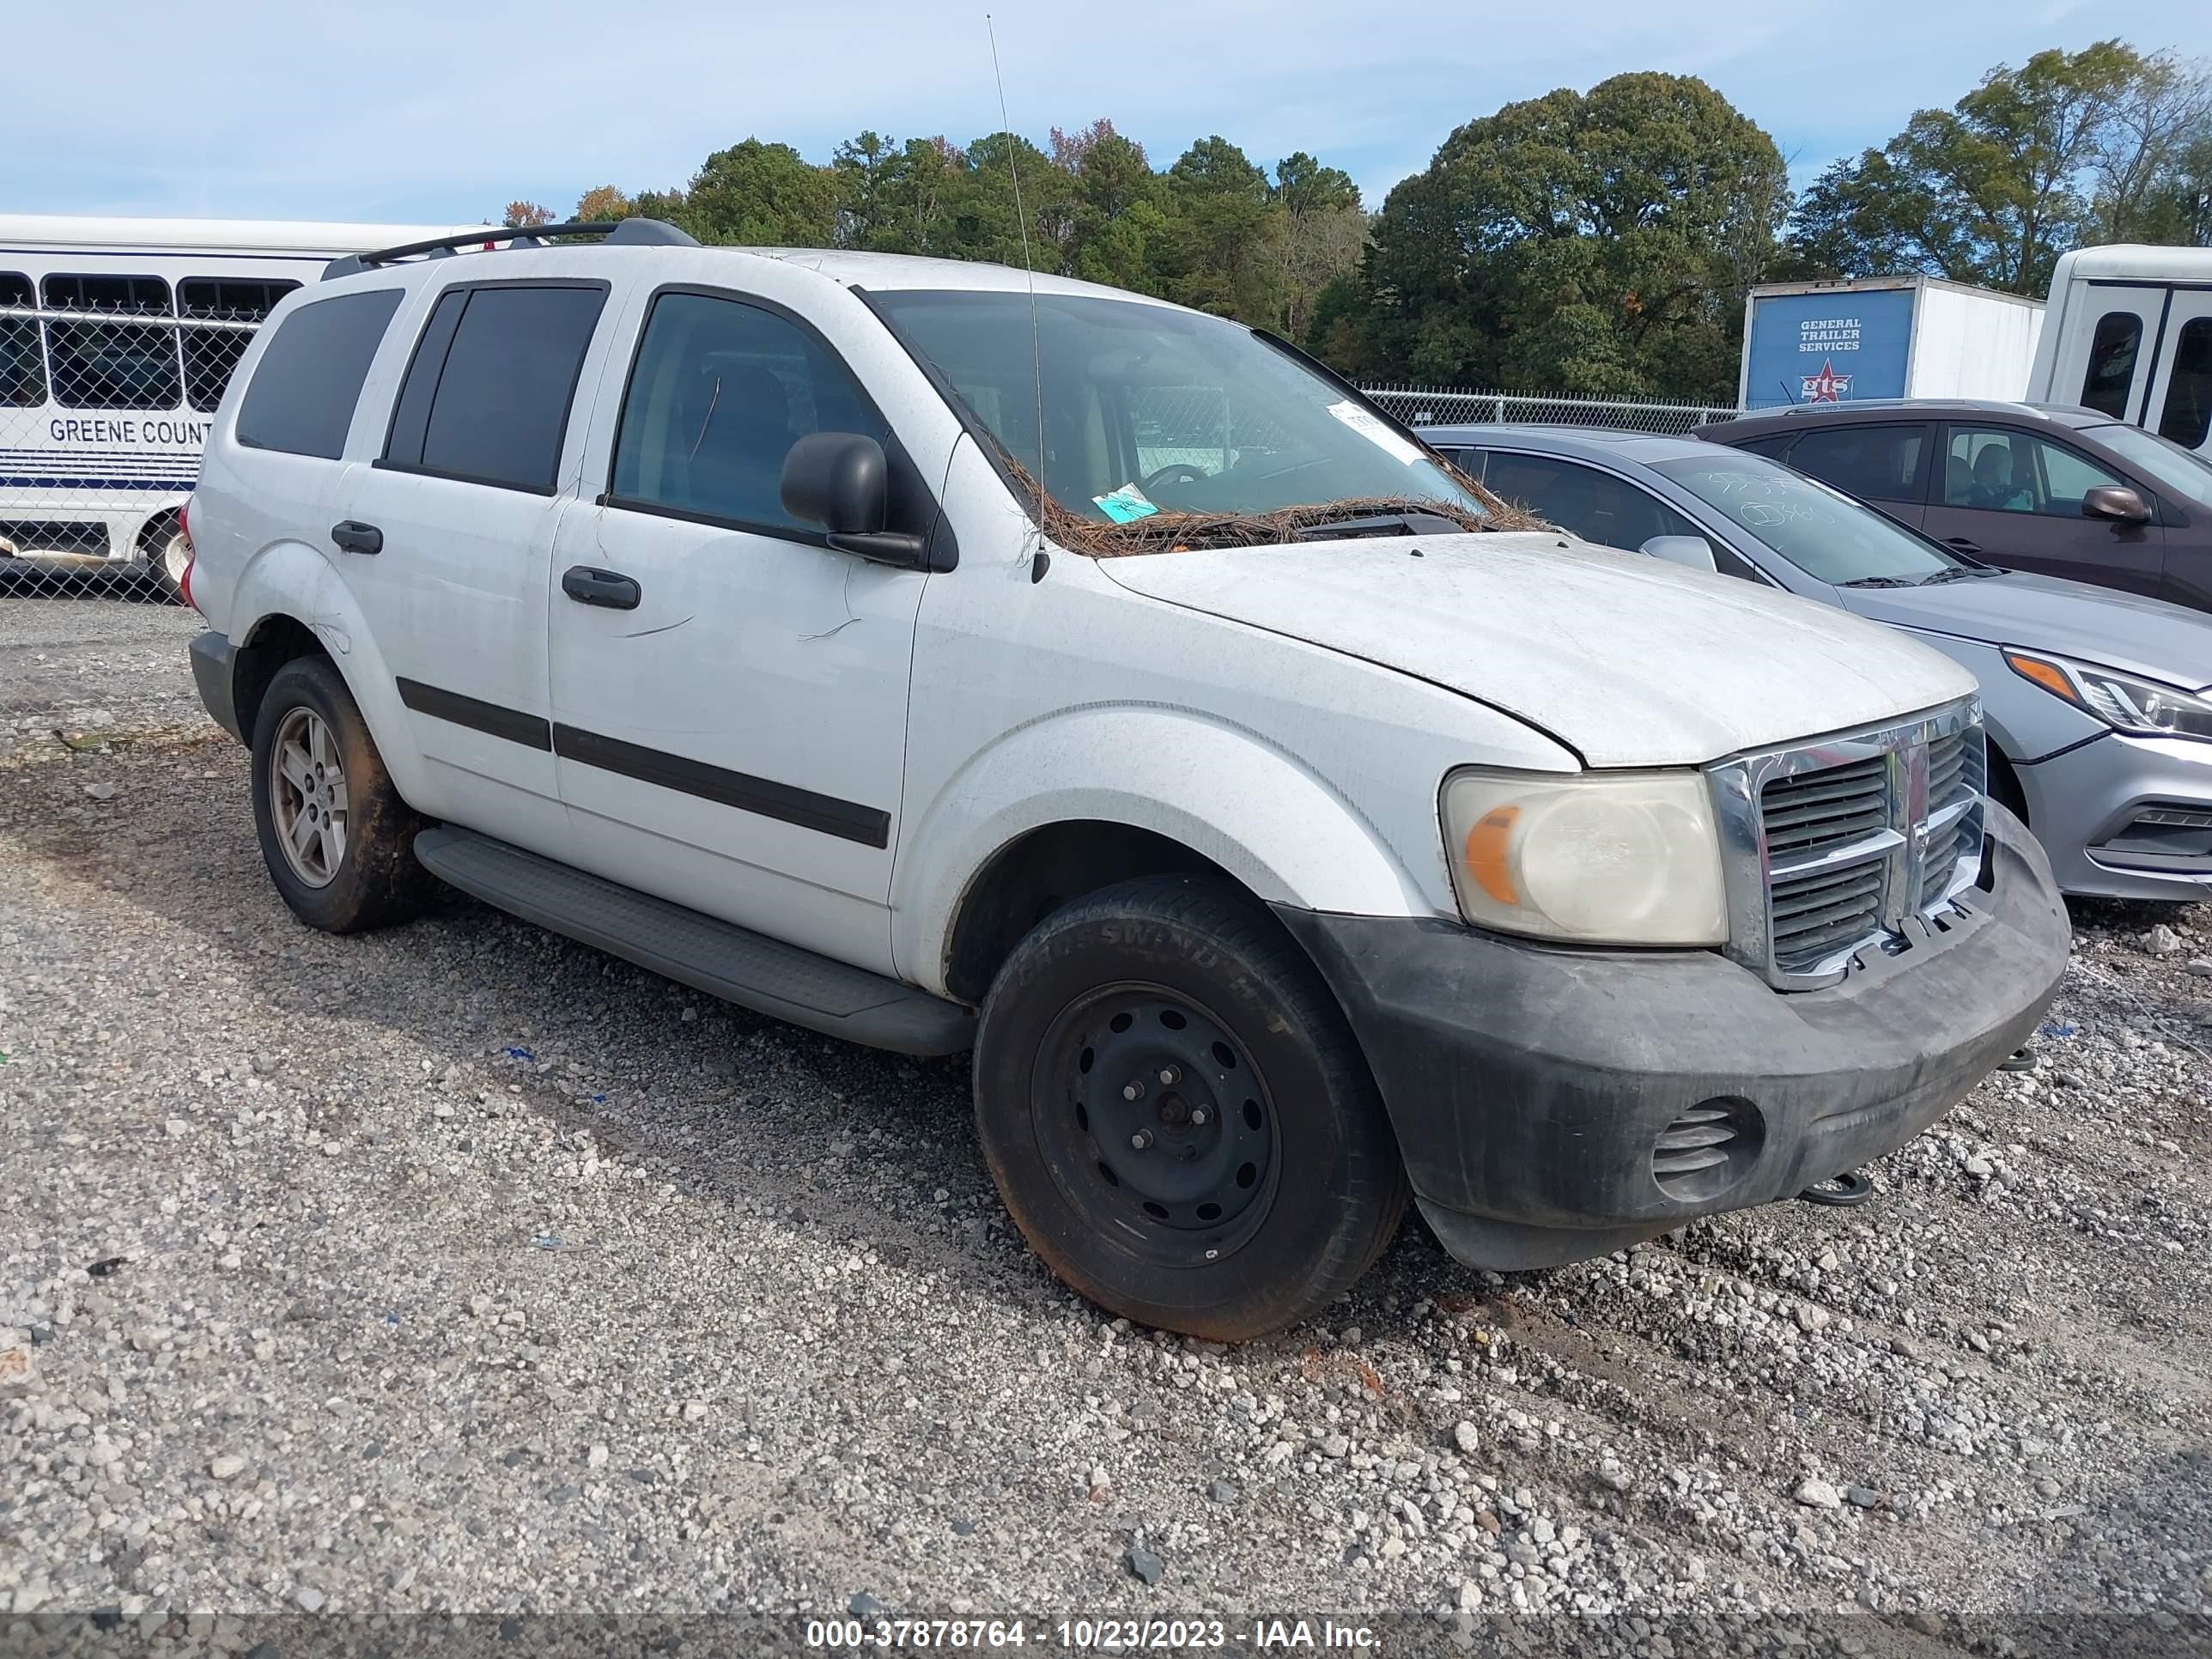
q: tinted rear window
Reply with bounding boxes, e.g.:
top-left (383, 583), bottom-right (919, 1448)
top-left (236, 289), bottom-right (406, 459)
top-left (386, 284), bottom-right (605, 492)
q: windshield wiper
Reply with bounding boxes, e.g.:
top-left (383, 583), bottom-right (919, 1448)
top-left (1838, 575), bottom-right (1917, 588)
top-left (1918, 567), bottom-right (1978, 585)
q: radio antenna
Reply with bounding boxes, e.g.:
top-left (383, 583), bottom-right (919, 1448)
top-left (986, 13), bottom-right (1049, 542)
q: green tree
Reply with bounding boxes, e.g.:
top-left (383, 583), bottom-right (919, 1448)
top-left (1157, 136), bottom-right (1279, 319)
top-left (1268, 153), bottom-right (1367, 342)
top-left (1784, 40), bottom-right (2209, 291)
top-left (1344, 72), bottom-right (1786, 398)
top-left (677, 139), bottom-right (838, 246)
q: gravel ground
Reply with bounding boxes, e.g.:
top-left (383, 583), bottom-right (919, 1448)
top-left (0, 592), bottom-right (205, 762)
top-left (3, 600), bottom-right (2209, 1652)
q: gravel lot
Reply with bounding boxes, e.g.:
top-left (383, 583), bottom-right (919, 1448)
top-left (3, 599), bottom-right (2209, 1650)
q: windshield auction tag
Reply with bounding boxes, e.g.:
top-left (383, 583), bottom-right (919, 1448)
top-left (1092, 483), bottom-right (1159, 524)
top-left (1326, 401), bottom-right (1425, 467)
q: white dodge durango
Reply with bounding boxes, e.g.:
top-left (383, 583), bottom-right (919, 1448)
top-left (179, 219), bottom-right (2069, 1340)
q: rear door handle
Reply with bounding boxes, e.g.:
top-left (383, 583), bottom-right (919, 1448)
top-left (331, 520), bottom-right (382, 556)
top-left (562, 565), bottom-right (641, 611)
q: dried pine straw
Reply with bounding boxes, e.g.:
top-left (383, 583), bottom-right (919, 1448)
top-left (1000, 454), bottom-right (1546, 559)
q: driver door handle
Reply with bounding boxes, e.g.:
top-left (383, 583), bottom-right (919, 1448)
top-left (1942, 536), bottom-right (1982, 555)
top-left (562, 564), bottom-right (641, 611)
top-left (331, 520), bottom-right (382, 556)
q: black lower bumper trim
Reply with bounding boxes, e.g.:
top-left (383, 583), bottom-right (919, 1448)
top-left (1274, 804), bottom-right (2070, 1271)
top-left (188, 629), bottom-right (242, 743)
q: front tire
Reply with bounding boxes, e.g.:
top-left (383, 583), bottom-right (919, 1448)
top-left (249, 656), bottom-right (434, 933)
top-left (973, 875), bottom-right (1408, 1340)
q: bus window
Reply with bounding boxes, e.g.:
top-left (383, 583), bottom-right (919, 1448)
top-left (2157, 319), bottom-right (2212, 451)
top-left (40, 273), bottom-right (179, 410)
top-left (179, 276), bottom-right (301, 412)
top-left (2080, 311), bottom-right (2143, 419)
top-left (0, 272), bottom-right (43, 407)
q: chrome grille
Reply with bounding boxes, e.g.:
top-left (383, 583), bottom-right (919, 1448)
top-left (1714, 699), bottom-right (1987, 991)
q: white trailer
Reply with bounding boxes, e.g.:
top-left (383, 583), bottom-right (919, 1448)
top-left (1738, 276), bottom-right (2045, 412)
top-left (1, 215), bottom-right (484, 598)
top-left (2027, 243), bottom-right (2212, 459)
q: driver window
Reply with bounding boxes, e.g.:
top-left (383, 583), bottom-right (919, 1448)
top-left (610, 291), bottom-right (885, 534)
top-left (1942, 427), bottom-right (2037, 514)
top-left (1942, 424), bottom-right (2124, 518)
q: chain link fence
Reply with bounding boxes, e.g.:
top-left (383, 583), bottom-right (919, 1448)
top-left (2, 289), bottom-right (283, 608)
top-left (1358, 384), bottom-right (1741, 434)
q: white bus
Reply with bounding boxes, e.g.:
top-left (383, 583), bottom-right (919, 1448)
top-left (2027, 243), bottom-right (2212, 459)
top-left (1, 215), bottom-right (484, 598)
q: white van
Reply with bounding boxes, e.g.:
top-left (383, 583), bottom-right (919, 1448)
top-left (0, 216), bottom-right (483, 597)
top-left (2028, 244), bottom-right (2212, 457)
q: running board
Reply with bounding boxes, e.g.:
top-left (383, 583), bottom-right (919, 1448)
top-left (412, 826), bottom-right (975, 1057)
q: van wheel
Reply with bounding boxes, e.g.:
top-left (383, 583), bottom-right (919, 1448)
top-left (249, 657), bottom-right (434, 933)
top-left (973, 875), bottom-right (1408, 1341)
top-left (140, 518), bottom-right (191, 603)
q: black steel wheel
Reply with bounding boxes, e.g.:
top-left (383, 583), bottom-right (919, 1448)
top-left (1035, 985), bottom-right (1281, 1265)
top-left (974, 875), bottom-right (1409, 1340)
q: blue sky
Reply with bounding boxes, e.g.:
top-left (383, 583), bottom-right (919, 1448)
top-left (9, 0), bottom-right (2209, 227)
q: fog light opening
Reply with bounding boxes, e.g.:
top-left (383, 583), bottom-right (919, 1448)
top-left (1650, 1096), bottom-right (1765, 1205)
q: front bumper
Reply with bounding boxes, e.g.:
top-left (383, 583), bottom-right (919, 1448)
top-left (2019, 731), bottom-right (2212, 900)
top-left (189, 629), bottom-right (244, 744)
top-left (1273, 804), bottom-right (2069, 1271)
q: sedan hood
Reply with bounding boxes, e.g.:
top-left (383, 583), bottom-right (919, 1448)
top-left (1839, 569), bottom-right (2212, 692)
top-left (1098, 532), bottom-right (1976, 768)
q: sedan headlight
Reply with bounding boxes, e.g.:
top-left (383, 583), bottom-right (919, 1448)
top-left (2003, 650), bottom-right (2212, 743)
top-left (1439, 769), bottom-right (1728, 945)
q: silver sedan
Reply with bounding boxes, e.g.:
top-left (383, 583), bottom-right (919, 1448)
top-left (1425, 423), bottom-right (2212, 903)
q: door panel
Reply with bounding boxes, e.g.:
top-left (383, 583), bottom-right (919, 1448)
top-left (2144, 295), bottom-right (2212, 459)
top-left (1922, 422), bottom-right (2165, 596)
top-left (329, 278), bottom-right (611, 855)
top-left (334, 466), bottom-right (569, 849)
top-left (2057, 289), bottom-right (2163, 422)
top-left (544, 286), bottom-right (928, 975)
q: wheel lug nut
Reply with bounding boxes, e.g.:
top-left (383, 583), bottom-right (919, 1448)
top-left (1122, 1081), bottom-right (1146, 1102)
top-left (1158, 1065), bottom-right (1180, 1085)
top-left (1131, 1130), bottom-right (1153, 1151)
top-left (1190, 1108), bottom-right (1207, 1126)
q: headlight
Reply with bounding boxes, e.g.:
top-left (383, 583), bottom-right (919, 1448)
top-left (2003, 650), bottom-right (2212, 742)
top-left (1439, 769), bottom-right (1728, 945)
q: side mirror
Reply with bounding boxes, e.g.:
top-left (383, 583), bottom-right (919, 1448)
top-left (1641, 534), bottom-right (1718, 574)
top-left (780, 431), bottom-right (927, 568)
top-left (2081, 484), bottom-right (2150, 525)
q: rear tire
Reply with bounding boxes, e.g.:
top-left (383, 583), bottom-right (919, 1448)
top-left (249, 656), bottom-right (434, 933)
top-left (973, 875), bottom-right (1407, 1341)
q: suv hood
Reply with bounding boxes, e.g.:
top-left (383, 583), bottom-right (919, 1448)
top-left (1838, 568), bottom-right (2212, 693)
top-left (1098, 532), bottom-right (1975, 767)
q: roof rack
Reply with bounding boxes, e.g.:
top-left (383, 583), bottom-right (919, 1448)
top-left (322, 216), bottom-right (699, 280)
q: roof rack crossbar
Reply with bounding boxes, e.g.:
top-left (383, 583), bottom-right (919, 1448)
top-left (323, 216), bottom-right (699, 280)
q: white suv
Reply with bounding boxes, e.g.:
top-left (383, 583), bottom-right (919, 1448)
top-left (181, 220), bottom-right (2070, 1340)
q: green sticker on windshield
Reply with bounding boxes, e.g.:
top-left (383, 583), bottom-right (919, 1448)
top-left (1093, 483), bottom-right (1158, 524)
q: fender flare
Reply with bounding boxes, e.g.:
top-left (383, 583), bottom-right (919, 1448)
top-left (892, 703), bottom-right (1438, 995)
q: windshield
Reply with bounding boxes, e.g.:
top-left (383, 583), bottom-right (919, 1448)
top-left (1651, 454), bottom-right (1966, 586)
top-left (870, 289), bottom-right (1492, 538)
top-left (2081, 422), bottom-right (2212, 511)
